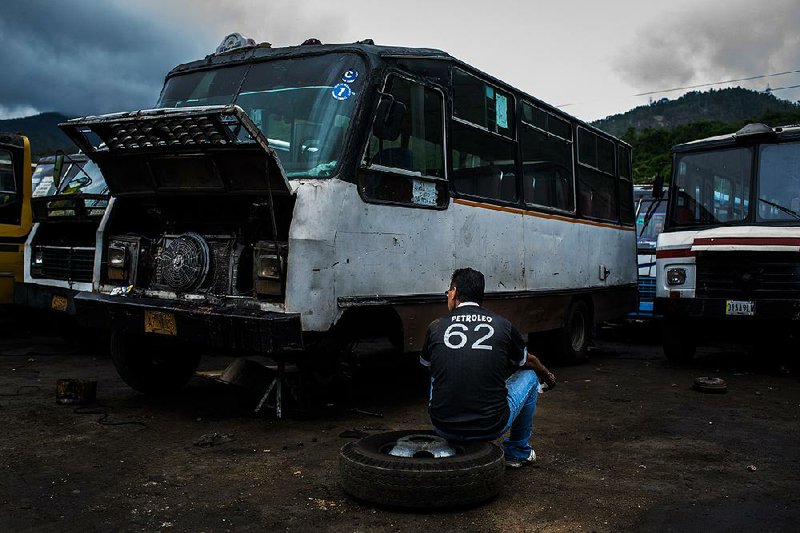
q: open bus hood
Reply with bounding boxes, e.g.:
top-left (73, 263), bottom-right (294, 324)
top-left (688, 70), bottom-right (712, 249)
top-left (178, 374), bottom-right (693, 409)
top-left (58, 105), bottom-right (292, 198)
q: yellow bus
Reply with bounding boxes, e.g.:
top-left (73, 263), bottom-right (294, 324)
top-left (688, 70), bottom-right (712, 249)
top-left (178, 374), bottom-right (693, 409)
top-left (0, 133), bottom-right (32, 304)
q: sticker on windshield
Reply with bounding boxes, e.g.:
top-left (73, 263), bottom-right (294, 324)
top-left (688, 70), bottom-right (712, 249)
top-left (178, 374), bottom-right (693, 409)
top-left (342, 70), bottom-right (359, 83)
top-left (332, 83), bottom-right (353, 101)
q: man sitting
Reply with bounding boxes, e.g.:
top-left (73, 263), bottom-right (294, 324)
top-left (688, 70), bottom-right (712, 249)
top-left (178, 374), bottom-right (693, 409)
top-left (420, 267), bottom-right (556, 467)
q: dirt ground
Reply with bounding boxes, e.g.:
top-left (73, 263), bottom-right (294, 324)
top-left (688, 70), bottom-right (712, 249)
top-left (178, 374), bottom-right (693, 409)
top-left (1, 315), bottom-right (799, 532)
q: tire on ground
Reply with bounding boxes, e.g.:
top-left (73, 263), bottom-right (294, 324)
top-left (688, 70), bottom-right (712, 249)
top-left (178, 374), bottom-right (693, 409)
top-left (339, 430), bottom-right (504, 509)
top-left (110, 331), bottom-right (201, 393)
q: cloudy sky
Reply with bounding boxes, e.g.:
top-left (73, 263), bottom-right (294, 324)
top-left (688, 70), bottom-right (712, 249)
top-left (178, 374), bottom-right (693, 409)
top-left (2, 0), bottom-right (799, 122)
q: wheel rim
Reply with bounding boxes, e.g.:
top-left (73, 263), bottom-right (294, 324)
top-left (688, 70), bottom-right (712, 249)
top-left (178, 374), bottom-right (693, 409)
top-left (386, 434), bottom-right (458, 458)
top-left (570, 311), bottom-right (586, 351)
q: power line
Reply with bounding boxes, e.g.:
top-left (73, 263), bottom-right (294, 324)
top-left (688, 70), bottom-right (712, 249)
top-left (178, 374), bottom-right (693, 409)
top-left (770, 83), bottom-right (800, 92)
top-left (632, 69), bottom-right (800, 97)
top-left (557, 69), bottom-right (800, 109)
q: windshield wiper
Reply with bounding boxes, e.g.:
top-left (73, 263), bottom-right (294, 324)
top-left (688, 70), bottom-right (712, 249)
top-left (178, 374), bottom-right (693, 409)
top-left (758, 197), bottom-right (800, 220)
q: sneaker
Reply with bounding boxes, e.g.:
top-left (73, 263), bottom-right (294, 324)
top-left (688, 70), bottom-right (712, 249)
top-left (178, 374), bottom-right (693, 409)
top-left (505, 449), bottom-right (536, 468)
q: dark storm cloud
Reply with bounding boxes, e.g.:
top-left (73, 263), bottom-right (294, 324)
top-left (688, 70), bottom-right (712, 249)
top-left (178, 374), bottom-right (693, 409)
top-left (0, 0), bottom-right (215, 118)
top-left (614, 0), bottom-right (800, 96)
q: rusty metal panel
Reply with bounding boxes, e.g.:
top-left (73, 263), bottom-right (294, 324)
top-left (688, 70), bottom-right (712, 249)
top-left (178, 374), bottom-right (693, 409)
top-left (332, 184), bottom-right (455, 299)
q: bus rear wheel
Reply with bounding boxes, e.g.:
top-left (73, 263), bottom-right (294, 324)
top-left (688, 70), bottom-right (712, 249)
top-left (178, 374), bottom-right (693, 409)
top-left (661, 319), bottom-right (696, 363)
top-left (110, 331), bottom-right (201, 393)
top-left (555, 300), bottom-right (591, 365)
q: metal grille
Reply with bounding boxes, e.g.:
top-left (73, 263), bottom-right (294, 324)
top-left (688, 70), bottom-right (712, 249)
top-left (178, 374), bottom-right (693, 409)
top-left (62, 106), bottom-right (267, 155)
top-left (638, 276), bottom-right (656, 303)
top-left (152, 235), bottom-right (235, 294)
top-left (104, 116), bottom-right (231, 150)
top-left (696, 252), bottom-right (800, 299)
top-left (208, 240), bottom-right (234, 294)
top-left (33, 247), bottom-right (94, 283)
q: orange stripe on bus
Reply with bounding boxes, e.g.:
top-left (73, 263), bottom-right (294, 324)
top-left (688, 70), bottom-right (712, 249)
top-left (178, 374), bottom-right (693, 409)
top-left (452, 198), bottom-right (634, 231)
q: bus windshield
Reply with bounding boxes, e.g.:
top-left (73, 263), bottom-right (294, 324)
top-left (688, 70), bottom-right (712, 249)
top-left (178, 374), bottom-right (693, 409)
top-left (157, 53), bottom-right (367, 179)
top-left (636, 198), bottom-right (666, 249)
top-left (670, 147), bottom-right (752, 227)
top-left (757, 141), bottom-right (800, 221)
top-left (57, 160), bottom-right (107, 196)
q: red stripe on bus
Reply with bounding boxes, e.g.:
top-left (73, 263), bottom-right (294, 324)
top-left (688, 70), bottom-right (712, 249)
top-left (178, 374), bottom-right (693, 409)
top-left (656, 248), bottom-right (694, 259)
top-left (693, 237), bottom-right (800, 247)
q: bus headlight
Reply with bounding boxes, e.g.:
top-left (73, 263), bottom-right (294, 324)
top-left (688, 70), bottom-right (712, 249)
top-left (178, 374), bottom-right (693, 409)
top-left (666, 268), bottom-right (687, 286)
top-left (254, 241), bottom-right (287, 296)
top-left (106, 238), bottom-right (141, 283)
top-left (108, 245), bottom-right (127, 269)
top-left (257, 255), bottom-right (282, 280)
top-left (31, 247), bottom-right (45, 276)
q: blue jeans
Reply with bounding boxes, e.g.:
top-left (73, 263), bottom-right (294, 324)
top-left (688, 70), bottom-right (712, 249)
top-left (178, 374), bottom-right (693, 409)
top-left (432, 369), bottom-right (539, 460)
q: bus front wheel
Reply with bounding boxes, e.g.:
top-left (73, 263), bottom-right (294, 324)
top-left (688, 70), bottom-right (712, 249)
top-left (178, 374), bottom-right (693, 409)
top-left (110, 331), bottom-right (201, 393)
top-left (662, 319), bottom-right (696, 362)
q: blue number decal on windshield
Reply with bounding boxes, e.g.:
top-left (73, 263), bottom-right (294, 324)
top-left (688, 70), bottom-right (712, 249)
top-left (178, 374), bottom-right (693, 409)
top-left (332, 83), bottom-right (353, 101)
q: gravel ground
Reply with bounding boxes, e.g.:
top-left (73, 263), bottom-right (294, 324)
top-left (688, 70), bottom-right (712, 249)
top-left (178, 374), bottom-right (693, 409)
top-left (1, 316), bottom-right (798, 532)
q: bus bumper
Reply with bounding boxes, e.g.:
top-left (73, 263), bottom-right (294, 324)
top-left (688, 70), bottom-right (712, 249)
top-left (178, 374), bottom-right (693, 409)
top-left (74, 292), bottom-right (304, 353)
top-left (655, 297), bottom-right (800, 321)
top-left (14, 282), bottom-right (81, 317)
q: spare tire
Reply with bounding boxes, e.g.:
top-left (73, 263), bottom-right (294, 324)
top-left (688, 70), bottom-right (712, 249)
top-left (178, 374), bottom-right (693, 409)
top-left (339, 430), bottom-right (504, 509)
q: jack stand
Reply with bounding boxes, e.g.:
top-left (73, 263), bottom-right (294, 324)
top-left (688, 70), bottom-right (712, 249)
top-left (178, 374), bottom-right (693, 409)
top-left (255, 360), bottom-right (301, 419)
top-left (215, 356), bottom-right (302, 419)
top-left (255, 360), bottom-right (284, 418)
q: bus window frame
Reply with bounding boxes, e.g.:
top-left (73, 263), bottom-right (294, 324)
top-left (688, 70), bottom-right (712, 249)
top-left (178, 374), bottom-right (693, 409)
top-left (575, 125), bottom-right (625, 223)
top-left (519, 100), bottom-right (577, 215)
top-left (451, 67), bottom-right (516, 141)
top-left (357, 70), bottom-right (450, 210)
top-left (0, 145), bottom-right (23, 226)
top-left (449, 68), bottom-right (520, 206)
top-left (576, 126), bottom-right (616, 177)
top-left (617, 144), bottom-right (635, 225)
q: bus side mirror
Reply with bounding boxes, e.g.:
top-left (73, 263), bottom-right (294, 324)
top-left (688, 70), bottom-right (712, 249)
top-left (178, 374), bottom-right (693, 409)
top-left (53, 151), bottom-right (65, 188)
top-left (652, 171), bottom-right (665, 199)
top-left (372, 95), bottom-right (406, 141)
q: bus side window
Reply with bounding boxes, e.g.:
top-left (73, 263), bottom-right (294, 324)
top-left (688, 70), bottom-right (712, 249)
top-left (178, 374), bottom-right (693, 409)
top-left (576, 127), bottom-right (618, 221)
top-left (359, 75), bottom-right (447, 208)
top-left (451, 123), bottom-right (517, 202)
top-left (618, 145), bottom-right (634, 224)
top-left (450, 70), bottom-right (518, 203)
top-left (520, 103), bottom-right (574, 212)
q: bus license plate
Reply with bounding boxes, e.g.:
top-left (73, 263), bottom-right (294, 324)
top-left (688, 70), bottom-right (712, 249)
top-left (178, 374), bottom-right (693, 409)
top-left (726, 300), bottom-right (754, 316)
top-left (51, 295), bottom-right (69, 312)
top-left (144, 310), bottom-right (177, 335)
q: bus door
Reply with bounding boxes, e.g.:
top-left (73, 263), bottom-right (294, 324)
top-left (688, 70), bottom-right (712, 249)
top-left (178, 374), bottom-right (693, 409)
top-left (0, 134), bottom-right (32, 304)
top-left (339, 72), bottom-right (450, 301)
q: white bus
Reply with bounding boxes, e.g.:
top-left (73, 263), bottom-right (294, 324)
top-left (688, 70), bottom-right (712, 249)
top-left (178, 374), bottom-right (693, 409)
top-left (655, 123), bottom-right (800, 360)
top-left (632, 186), bottom-right (667, 318)
top-left (60, 35), bottom-right (637, 392)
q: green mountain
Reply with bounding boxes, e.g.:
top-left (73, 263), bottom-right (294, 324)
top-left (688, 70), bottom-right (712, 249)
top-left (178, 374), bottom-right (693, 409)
top-left (592, 88), bottom-right (800, 183)
top-left (0, 112), bottom-right (77, 161)
top-left (593, 87), bottom-right (800, 137)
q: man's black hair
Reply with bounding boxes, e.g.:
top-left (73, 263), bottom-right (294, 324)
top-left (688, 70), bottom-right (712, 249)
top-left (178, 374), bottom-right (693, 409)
top-left (451, 267), bottom-right (485, 304)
